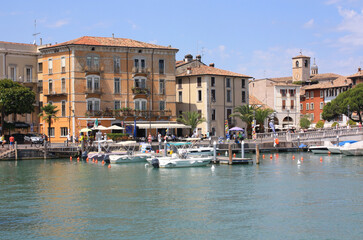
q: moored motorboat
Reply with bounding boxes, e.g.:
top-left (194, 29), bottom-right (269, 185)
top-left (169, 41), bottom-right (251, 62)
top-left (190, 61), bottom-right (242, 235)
top-left (340, 141), bottom-right (363, 156)
top-left (147, 154), bottom-right (212, 168)
top-left (327, 140), bottom-right (358, 154)
top-left (309, 141), bottom-right (333, 154)
top-left (108, 141), bottom-right (152, 163)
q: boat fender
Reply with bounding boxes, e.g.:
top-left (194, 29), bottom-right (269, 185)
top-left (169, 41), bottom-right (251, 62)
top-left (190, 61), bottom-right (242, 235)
top-left (275, 138), bottom-right (279, 145)
top-left (151, 158), bottom-right (160, 168)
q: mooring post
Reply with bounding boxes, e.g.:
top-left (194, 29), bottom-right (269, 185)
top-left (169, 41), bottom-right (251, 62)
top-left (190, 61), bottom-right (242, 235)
top-left (164, 140), bottom-right (167, 157)
top-left (255, 144), bottom-right (260, 164)
top-left (15, 141), bottom-right (18, 160)
top-left (44, 140), bottom-right (47, 160)
top-left (241, 140), bottom-right (245, 159)
top-left (336, 135), bottom-right (339, 146)
top-left (213, 141), bottom-right (217, 161)
top-left (228, 143), bottom-right (232, 165)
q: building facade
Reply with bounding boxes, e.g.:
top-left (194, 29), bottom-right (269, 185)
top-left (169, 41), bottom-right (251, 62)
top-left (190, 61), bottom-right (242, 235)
top-left (38, 36), bottom-right (178, 142)
top-left (175, 55), bottom-right (251, 137)
top-left (0, 41), bottom-right (40, 134)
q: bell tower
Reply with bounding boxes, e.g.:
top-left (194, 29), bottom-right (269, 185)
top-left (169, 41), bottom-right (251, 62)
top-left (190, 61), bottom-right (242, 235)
top-left (292, 52), bottom-right (310, 82)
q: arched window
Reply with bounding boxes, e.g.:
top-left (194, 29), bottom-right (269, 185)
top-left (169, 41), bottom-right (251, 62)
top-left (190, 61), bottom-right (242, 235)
top-left (295, 61), bottom-right (299, 67)
top-left (86, 75), bottom-right (100, 91)
top-left (134, 99), bottom-right (147, 110)
top-left (87, 98), bottom-right (100, 111)
top-left (304, 60), bottom-right (308, 67)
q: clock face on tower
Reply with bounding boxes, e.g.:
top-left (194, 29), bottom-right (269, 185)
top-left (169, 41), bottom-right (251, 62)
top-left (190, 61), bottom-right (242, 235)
top-left (294, 73), bottom-right (300, 80)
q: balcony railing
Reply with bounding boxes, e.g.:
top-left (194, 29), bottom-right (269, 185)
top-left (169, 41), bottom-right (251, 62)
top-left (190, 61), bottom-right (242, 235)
top-left (132, 67), bottom-right (148, 74)
top-left (85, 88), bottom-right (102, 94)
top-left (132, 87), bottom-right (149, 95)
top-left (44, 91), bottom-right (66, 97)
top-left (85, 109), bottom-right (172, 118)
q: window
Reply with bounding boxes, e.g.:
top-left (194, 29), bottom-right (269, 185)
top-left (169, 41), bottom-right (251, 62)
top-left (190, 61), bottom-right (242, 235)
top-left (227, 90), bottom-right (231, 102)
top-left (311, 113), bottom-right (314, 121)
top-left (295, 60), bottom-right (299, 67)
top-left (306, 91), bottom-right (309, 99)
top-left (179, 111), bottom-right (183, 117)
top-left (310, 91), bottom-right (314, 98)
top-left (61, 78), bottom-right (66, 93)
top-left (306, 103), bottom-right (309, 110)
top-left (212, 109), bottom-right (216, 121)
top-left (227, 108), bottom-right (232, 125)
top-left (135, 99), bottom-right (147, 110)
top-left (159, 79), bottom-right (165, 94)
top-left (282, 100), bottom-right (286, 110)
top-left (159, 101), bottom-right (165, 111)
top-left (198, 90), bottom-right (202, 102)
top-left (61, 101), bottom-right (66, 117)
top-left (61, 127), bottom-right (68, 137)
top-left (320, 90), bottom-right (324, 98)
top-left (48, 59), bottom-right (53, 74)
top-left (289, 89), bottom-right (295, 97)
top-left (178, 78), bottom-right (182, 89)
top-left (226, 78), bottom-right (231, 88)
top-left (87, 98), bottom-right (100, 111)
top-left (304, 60), bottom-right (308, 67)
top-left (211, 77), bottom-right (215, 87)
top-left (114, 100), bottom-right (121, 110)
top-left (134, 58), bottom-right (145, 71)
top-left (291, 100), bottom-right (294, 109)
top-left (211, 89), bottom-right (216, 102)
top-left (178, 91), bottom-right (182, 102)
top-left (114, 57), bottom-right (121, 73)
top-left (38, 62), bottom-right (43, 73)
top-left (38, 80), bottom-right (43, 93)
top-left (61, 56), bottom-right (66, 73)
top-left (198, 110), bottom-right (202, 117)
top-left (48, 79), bottom-right (53, 94)
top-left (242, 79), bottom-right (245, 88)
top-left (311, 103), bottom-right (314, 110)
top-left (10, 66), bottom-right (16, 81)
top-left (159, 59), bottom-right (164, 74)
top-left (242, 91), bottom-right (246, 103)
top-left (211, 127), bottom-right (216, 136)
top-left (86, 76), bottom-right (100, 91)
top-left (87, 56), bottom-right (99, 70)
top-left (320, 113), bottom-right (322, 120)
top-left (320, 102), bottom-right (324, 110)
top-left (280, 89), bottom-right (287, 97)
top-left (134, 77), bottom-right (146, 88)
top-left (197, 77), bottom-right (202, 87)
top-left (26, 67), bottom-right (32, 82)
top-left (114, 78), bottom-right (120, 94)
top-left (300, 103), bottom-right (303, 111)
top-left (48, 127), bottom-right (55, 137)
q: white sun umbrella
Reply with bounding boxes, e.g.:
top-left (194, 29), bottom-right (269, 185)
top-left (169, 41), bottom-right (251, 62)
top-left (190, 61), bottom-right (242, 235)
top-left (80, 128), bottom-right (92, 133)
top-left (107, 125), bottom-right (125, 130)
top-left (92, 125), bottom-right (108, 131)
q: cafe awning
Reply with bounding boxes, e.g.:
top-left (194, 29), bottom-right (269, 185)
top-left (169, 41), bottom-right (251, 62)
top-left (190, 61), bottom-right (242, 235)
top-left (135, 123), bottom-right (191, 129)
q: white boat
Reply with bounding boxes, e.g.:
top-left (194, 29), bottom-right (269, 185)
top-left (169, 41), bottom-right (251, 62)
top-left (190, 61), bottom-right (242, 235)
top-left (327, 140), bottom-right (358, 154)
top-left (309, 141), bottom-right (333, 154)
top-left (108, 141), bottom-right (152, 163)
top-left (340, 141), bottom-right (363, 156)
top-left (147, 154), bottom-right (212, 168)
top-left (168, 140), bottom-right (215, 157)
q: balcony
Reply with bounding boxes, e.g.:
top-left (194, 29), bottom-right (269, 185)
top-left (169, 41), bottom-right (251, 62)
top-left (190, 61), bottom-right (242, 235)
top-left (132, 67), bottom-right (149, 77)
top-left (84, 65), bottom-right (103, 75)
top-left (132, 87), bottom-right (149, 99)
top-left (85, 88), bottom-right (102, 97)
top-left (84, 109), bottom-right (172, 119)
top-left (44, 91), bottom-right (67, 97)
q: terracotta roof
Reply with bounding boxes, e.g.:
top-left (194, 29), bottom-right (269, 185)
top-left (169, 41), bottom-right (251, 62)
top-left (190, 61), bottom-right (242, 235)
top-left (310, 73), bottom-right (342, 81)
top-left (176, 60), bottom-right (184, 67)
top-left (176, 64), bottom-right (251, 78)
top-left (0, 41), bottom-right (35, 46)
top-left (347, 70), bottom-right (363, 79)
top-left (40, 36), bottom-right (178, 50)
top-left (292, 55), bottom-right (310, 59)
top-left (304, 76), bottom-right (351, 90)
top-left (269, 76), bottom-right (292, 83)
top-left (249, 95), bottom-right (271, 109)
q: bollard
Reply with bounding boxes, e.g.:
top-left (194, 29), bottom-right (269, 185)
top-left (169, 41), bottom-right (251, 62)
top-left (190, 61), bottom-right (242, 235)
top-left (256, 144), bottom-right (260, 164)
top-left (15, 142), bottom-right (18, 161)
top-left (164, 140), bottom-right (167, 157)
top-left (336, 135), bottom-right (339, 146)
top-left (228, 143), bottom-right (232, 165)
top-left (213, 141), bottom-right (217, 161)
top-left (241, 140), bottom-right (245, 159)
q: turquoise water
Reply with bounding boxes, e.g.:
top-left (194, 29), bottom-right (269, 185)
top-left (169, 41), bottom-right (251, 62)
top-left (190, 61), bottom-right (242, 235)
top-left (0, 153), bottom-right (362, 240)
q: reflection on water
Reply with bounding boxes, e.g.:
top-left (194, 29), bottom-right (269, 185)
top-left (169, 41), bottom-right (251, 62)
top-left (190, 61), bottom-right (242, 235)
top-left (0, 152), bottom-right (362, 239)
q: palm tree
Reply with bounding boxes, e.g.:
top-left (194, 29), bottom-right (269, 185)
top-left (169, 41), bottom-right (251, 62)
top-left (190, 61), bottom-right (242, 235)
top-left (177, 111), bottom-right (206, 136)
top-left (39, 104), bottom-right (59, 143)
top-left (230, 105), bottom-right (259, 137)
top-left (255, 108), bottom-right (274, 133)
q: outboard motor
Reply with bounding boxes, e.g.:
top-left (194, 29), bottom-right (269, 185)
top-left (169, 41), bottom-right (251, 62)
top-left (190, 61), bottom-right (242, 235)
top-left (103, 154), bottom-right (110, 164)
top-left (81, 151), bottom-right (88, 161)
top-left (151, 158), bottom-right (160, 168)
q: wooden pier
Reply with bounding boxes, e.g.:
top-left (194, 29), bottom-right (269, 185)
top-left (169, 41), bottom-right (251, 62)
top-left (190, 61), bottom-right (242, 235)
top-left (216, 156), bottom-right (253, 165)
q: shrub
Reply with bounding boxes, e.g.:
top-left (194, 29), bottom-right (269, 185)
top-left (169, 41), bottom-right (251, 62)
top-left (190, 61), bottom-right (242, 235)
top-left (107, 133), bottom-right (129, 142)
top-left (331, 122), bottom-right (339, 128)
top-left (348, 119), bottom-right (357, 126)
top-left (316, 120), bottom-right (324, 129)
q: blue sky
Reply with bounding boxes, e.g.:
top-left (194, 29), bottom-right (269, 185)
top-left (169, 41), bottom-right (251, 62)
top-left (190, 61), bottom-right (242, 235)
top-left (1, 0), bottom-right (362, 79)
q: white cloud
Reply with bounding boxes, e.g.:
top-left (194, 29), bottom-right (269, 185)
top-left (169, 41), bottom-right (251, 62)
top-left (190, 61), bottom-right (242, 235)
top-left (47, 19), bottom-right (70, 28)
top-left (218, 45), bottom-right (229, 59)
top-left (336, 7), bottom-right (363, 47)
top-left (127, 20), bottom-right (138, 30)
top-left (303, 19), bottom-right (314, 29)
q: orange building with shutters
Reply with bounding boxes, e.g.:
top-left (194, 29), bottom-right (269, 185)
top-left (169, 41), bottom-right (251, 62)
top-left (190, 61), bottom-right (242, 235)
top-left (37, 36), bottom-right (178, 142)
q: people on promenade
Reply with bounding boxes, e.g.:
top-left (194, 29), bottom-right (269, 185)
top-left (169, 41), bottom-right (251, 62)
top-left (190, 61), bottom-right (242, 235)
top-left (67, 133), bottom-right (71, 146)
top-left (1, 135), bottom-right (5, 148)
top-left (9, 135), bottom-right (14, 149)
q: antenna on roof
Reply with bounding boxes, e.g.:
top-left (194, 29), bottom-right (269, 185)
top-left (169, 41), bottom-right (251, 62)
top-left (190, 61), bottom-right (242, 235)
top-left (299, 49), bottom-right (302, 55)
top-left (32, 19), bottom-right (40, 45)
top-left (201, 47), bottom-right (205, 58)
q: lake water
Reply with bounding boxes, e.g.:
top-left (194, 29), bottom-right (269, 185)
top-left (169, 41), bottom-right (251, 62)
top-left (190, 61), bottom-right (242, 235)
top-left (0, 152), bottom-right (362, 240)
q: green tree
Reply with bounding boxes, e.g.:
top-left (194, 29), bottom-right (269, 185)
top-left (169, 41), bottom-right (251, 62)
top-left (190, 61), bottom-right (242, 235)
top-left (300, 115), bottom-right (311, 129)
top-left (0, 79), bottom-right (36, 134)
top-left (39, 104), bottom-right (59, 143)
top-left (316, 120), bottom-right (324, 129)
top-left (177, 111), bottom-right (206, 135)
top-left (255, 108), bottom-right (274, 133)
top-left (230, 105), bottom-right (259, 137)
top-left (322, 83), bottom-right (363, 124)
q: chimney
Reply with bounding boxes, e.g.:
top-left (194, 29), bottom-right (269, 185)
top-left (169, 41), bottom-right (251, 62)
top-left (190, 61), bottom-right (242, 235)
top-left (358, 67), bottom-right (361, 72)
top-left (196, 55), bottom-right (201, 61)
top-left (209, 63), bottom-right (215, 67)
top-left (40, 38), bottom-right (43, 45)
top-left (112, 33), bottom-right (115, 38)
top-left (184, 54), bottom-right (193, 63)
top-left (187, 67), bottom-right (192, 74)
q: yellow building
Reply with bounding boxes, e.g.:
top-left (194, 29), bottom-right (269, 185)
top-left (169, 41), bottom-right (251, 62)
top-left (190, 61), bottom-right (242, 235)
top-left (0, 41), bottom-right (40, 134)
top-left (176, 54), bottom-right (252, 137)
top-left (38, 36), bottom-right (178, 142)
